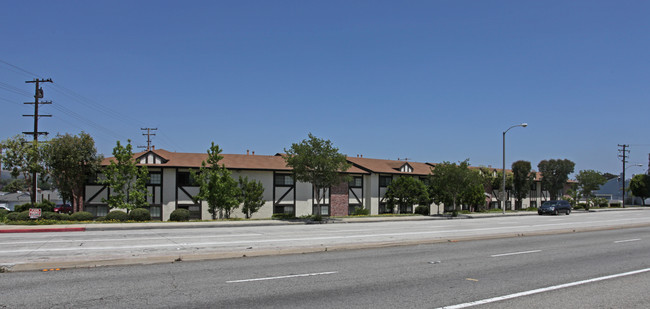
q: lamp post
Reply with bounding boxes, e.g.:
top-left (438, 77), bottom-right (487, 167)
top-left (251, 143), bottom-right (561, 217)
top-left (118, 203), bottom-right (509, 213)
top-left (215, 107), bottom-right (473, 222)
top-left (502, 123), bottom-right (528, 214)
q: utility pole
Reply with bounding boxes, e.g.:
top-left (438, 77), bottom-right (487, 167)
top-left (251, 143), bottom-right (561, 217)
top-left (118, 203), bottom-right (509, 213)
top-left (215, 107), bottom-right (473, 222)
top-left (24, 78), bottom-right (53, 206)
top-left (138, 128), bottom-right (157, 151)
top-left (618, 144), bottom-right (629, 208)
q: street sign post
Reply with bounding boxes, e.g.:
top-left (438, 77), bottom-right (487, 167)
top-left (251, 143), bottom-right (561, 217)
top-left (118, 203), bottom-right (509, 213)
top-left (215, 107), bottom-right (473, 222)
top-left (29, 208), bottom-right (41, 219)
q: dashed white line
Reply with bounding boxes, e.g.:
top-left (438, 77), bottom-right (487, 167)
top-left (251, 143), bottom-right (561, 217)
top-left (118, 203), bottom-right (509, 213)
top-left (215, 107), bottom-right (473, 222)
top-left (614, 238), bottom-right (641, 243)
top-left (491, 250), bottom-right (541, 257)
top-left (438, 267), bottom-right (650, 309)
top-left (226, 271), bottom-right (338, 283)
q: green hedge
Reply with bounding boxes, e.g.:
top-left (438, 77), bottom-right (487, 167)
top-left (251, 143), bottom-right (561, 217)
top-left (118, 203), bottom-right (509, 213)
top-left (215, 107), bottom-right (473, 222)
top-left (105, 211), bottom-right (129, 222)
top-left (414, 205), bottom-right (430, 215)
top-left (169, 209), bottom-right (190, 222)
top-left (7, 211), bottom-right (30, 221)
top-left (129, 208), bottom-right (151, 221)
top-left (14, 201), bottom-right (55, 213)
top-left (70, 211), bottom-right (94, 221)
top-left (272, 213), bottom-right (296, 220)
top-left (352, 207), bottom-right (370, 216)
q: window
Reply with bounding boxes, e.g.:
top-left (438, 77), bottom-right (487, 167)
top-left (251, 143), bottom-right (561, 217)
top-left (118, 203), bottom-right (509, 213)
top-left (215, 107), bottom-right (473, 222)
top-left (274, 174), bottom-right (294, 186)
top-left (349, 176), bottom-right (362, 188)
top-left (379, 176), bottom-right (392, 187)
top-left (148, 173), bottom-right (162, 185)
top-left (177, 172), bottom-right (196, 186)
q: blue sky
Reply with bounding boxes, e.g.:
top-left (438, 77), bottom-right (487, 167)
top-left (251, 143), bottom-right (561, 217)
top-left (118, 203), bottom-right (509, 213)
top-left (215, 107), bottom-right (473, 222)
top-left (1, 0), bottom-right (649, 177)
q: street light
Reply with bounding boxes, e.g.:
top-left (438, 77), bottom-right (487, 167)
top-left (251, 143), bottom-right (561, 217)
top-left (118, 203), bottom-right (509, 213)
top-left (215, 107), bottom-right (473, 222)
top-left (502, 123), bottom-right (528, 214)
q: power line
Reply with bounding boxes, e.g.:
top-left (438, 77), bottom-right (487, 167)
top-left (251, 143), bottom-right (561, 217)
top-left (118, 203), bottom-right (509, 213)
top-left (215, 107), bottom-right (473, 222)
top-left (0, 58), bottom-right (180, 151)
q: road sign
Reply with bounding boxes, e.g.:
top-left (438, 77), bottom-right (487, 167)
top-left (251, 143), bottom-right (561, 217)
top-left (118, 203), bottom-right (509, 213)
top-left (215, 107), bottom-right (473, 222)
top-left (29, 208), bottom-right (41, 219)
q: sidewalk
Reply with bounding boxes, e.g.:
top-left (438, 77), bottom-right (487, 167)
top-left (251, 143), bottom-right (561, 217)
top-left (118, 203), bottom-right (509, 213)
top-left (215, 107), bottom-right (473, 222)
top-left (1, 207), bottom-right (647, 233)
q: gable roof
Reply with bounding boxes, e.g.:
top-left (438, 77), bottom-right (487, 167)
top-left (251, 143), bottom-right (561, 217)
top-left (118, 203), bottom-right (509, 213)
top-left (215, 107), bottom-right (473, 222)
top-left (346, 157), bottom-right (433, 176)
top-left (102, 149), bottom-right (368, 174)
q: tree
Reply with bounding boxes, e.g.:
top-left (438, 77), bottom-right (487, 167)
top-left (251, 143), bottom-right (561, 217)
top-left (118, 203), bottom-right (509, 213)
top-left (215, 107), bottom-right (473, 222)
top-left (511, 160), bottom-right (534, 210)
top-left (575, 170), bottom-right (606, 210)
top-left (192, 143), bottom-right (241, 219)
top-left (428, 160), bottom-right (482, 216)
top-left (537, 159), bottom-right (575, 200)
top-left (462, 181), bottom-right (487, 212)
top-left (43, 133), bottom-right (102, 213)
top-left (1, 135), bottom-right (46, 204)
top-left (99, 140), bottom-right (149, 212)
top-left (629, 174), bottom-right (650, 206)
top-left (284, 133), bottom-right (351, 215)
top-left (565, 183), bottom-right (580, 208)
top-left (239, 176), bottom-right (266, 219)
top-left (384, 176), bottom-right (429, 214)
top-left (4, 179), bottom-right (26, 193)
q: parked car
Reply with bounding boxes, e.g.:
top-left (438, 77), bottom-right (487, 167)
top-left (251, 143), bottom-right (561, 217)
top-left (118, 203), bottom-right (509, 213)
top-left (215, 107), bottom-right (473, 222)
top-left (0, 205), bottom-right (10, 211)
top-left (538, 200), bottom-right (572, 215)
top-left (54, 204), bottom-right (73, 214)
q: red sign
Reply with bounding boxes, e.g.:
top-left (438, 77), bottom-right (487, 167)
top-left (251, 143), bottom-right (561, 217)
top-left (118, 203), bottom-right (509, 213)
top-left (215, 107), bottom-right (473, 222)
top-left (29, 208), bottom-right (41, 219)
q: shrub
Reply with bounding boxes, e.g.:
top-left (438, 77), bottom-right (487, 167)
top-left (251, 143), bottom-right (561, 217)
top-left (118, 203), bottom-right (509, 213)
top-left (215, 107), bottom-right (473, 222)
top-left (0, 209), bottom-right (9, 222)
top-left (352, 207), bottom-right (370, 216)
top-left (414, 205), bottom-right (430, 215)
top-left (57, 213), bottom-right (71, 221)
top-left (105, 210), bottom-right (129, 222)
top-left (70, 211), bottom-right (94, 221)
top-left (15, 201), bottom-right (55, 213)
top-left (40, 200), bottom-right (55, 211)
top-left (272, 213), bottom-right (296, 220)
top-left (169, 209), bottom-right (190, 222)
top-left (129, 208), bottom-right (151, 221)
top-left (41, 211), bottom-right (60, 220)
top-left (7, 211), bottom-right (31, 221)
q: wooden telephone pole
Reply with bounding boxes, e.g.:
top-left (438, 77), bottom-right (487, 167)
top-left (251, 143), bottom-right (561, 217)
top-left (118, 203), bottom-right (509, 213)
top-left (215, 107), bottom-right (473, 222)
top-left (138, 128), bottom-right (157, 151)
top-left (23, 78), bottom-right (53, 206)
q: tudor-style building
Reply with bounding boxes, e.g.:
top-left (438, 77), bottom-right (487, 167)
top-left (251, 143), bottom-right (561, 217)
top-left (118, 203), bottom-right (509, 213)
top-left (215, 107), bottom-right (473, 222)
top-left (84, 149), bottom-right (570, 221)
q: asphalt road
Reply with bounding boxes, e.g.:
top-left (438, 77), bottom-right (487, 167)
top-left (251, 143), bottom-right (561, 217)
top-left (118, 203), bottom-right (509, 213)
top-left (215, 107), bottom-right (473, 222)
top-left (1, 226), bottom-right (648, 308)
top-left (1, 210), bottom-right (650, 271)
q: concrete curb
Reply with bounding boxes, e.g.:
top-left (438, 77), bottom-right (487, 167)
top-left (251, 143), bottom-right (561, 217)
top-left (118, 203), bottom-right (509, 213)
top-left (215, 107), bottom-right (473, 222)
top-left (0, 227), bottom-right (86, 233)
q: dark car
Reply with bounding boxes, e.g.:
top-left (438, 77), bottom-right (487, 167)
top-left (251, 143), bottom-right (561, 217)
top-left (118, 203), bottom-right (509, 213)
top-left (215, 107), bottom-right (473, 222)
top-left (54, 204), bottom-right (73, 214)
top-left (538, 200), bottom-right (572, 215)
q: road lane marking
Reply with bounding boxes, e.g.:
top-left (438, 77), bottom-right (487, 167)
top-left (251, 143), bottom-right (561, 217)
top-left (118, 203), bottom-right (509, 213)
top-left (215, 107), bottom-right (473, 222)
top-left (614, 238), bottom-right (641, 243)
top-left (437, 267), bottom-right (650, 309)
top-left (491, 250), bottom-right (541, 257)
top-left (226, 271), bottom-right (337, 283)
top-left (466, 278), bottom-right (479, 282)
top-left (2, 220), bottom-right (649, 254)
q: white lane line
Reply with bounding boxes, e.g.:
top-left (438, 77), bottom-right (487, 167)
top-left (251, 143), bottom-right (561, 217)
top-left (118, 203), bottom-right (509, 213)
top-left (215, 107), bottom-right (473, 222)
top-left (614, 238), bottom-right (641, 243)
top-left (491, 250), bottom-right (541, 257)
top-left (227, 271), bottom-right (337, 283)
top-left (438, 267), bottom-right (650, 309)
